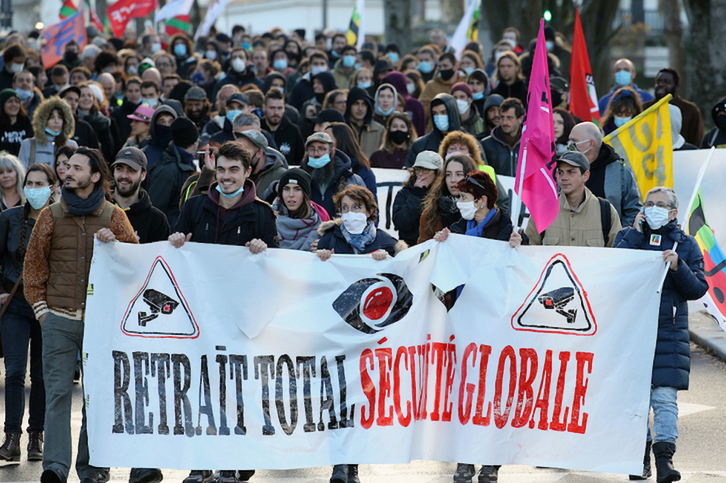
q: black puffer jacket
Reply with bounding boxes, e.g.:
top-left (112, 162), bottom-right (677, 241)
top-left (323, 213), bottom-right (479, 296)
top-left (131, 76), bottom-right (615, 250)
top-left (146, 142), bottom-right (197, 229)
top-left (481, 125), bottom-right (520, 176)
top-left (116, 189), bottom-right (171, 243)
top-left (392, 184), bottom-right (428, 247)
top-left (449, 207), bottom-right (514, 241)
top-left (615, 221), bottom-right (708, 389)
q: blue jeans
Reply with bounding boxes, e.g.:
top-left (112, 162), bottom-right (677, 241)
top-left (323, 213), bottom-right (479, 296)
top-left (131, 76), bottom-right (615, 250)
top-left (41, 313), bottom-right (97, 482)
top-left (647, 386), bottom-right (678, 444)
top-left (1, 297), bottom-right (44, 434)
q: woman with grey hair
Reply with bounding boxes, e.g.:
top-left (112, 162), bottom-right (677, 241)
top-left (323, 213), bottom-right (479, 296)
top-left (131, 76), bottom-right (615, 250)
top-left (0, 152), bottom-right (26, 211)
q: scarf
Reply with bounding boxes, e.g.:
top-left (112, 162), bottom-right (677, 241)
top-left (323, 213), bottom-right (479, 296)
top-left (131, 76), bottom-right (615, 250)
top-left (465, 208), bottom-right (496, 238)
top-left (438, 195), bottom-right (458, 215)
top-left (341, 221), bottom-right (376, 254)
top-left (62, 184), bottom-right (106, 216)
top-left (272, 200), bottom-right (322, 251)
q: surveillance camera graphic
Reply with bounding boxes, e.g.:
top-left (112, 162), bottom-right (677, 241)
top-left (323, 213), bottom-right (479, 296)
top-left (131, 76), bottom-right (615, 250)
top-left (537, 287), bottom-right (577, 324)
top-left (138, 289), bottom-right (180, 326)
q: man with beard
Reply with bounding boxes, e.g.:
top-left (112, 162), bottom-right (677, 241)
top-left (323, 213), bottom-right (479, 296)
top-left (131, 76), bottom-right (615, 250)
top-left (301, 132), bottom-right (365, 218)
top-left (23, 147), bottom-right (138, 483)
top-left (261, 88), bottom-right (304, 165)
top-left (183, 86), bottom-right (211, 133)
top-left (642, 68), bottom-right (704, 147)
top-left (112, 147), bottom-right (170, 243)
top-left (481, 97), bottom-right (523, 176)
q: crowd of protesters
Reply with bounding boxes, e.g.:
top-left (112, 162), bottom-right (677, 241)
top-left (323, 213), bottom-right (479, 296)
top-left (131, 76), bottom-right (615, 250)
top-left (0, 17), bottom-right (716, 483)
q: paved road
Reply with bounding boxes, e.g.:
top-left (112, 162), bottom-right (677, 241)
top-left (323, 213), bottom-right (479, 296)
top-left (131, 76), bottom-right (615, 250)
top-left (1, 337), bottom-right (726, 483)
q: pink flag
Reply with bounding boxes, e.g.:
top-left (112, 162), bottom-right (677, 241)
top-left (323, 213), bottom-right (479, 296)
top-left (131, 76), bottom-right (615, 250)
top-left (515, 18), bottom-right (559, 231)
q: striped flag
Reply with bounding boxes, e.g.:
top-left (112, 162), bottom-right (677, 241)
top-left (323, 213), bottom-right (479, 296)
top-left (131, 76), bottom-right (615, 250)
top-left (345, 0), bottom-right (365, 50)
top-left (166, 15), bottom-right (191, 35)
top-left (59, 0), bottom-right (79, 19)
top-left (85, 0), bottom-right (105, 33)
top-left (451, 0), bottom-right (479, 58)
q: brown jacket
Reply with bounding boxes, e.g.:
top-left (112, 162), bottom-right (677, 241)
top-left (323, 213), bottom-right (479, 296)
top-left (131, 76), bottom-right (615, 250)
top-left (358, 119), bottom-right (385, 158)
top-left (524, 188), bottom-right (621, 247)
top-left (24, 198), bottom-right (138, 320)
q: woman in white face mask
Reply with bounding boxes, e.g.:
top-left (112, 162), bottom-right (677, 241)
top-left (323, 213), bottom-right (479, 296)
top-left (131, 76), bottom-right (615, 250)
top-left (433, 169), bottom-right (523, 483)
top-left (0, 162), bottom-right (57, 462)
top-left (614, 187), bottom-right (708, 482)
top-left (316, 184), bottom-right (406, 260)
top-left (314, 184), bottom-right (407, 483)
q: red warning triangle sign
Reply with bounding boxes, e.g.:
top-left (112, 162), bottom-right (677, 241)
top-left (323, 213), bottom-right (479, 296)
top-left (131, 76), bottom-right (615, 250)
top-left (121, 257), bottom-right (199, 339)
top-left (511, 253), bottom-right (597, 336)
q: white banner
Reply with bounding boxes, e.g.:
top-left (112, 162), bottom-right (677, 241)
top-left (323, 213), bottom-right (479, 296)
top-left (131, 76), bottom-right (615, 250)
top-left (85, 236), bottom-right (664, 474)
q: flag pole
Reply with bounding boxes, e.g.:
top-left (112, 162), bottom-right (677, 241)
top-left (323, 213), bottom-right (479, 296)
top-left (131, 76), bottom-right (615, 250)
top-left (685, 146), bottom-right (716, 222)
top-left (656, 241), bottom-right (678, 294)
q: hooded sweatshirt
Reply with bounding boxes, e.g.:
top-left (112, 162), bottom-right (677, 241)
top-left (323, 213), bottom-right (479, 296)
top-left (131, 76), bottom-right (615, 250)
top-left (142, 105), bottom-right (178, 168)
top-left (115, 188), bottom-right (171, 243)
top-left (382, 71), bottom-right (426, 136)
top-left (702, 96), bottom-right (726, 149)
top-left (405, 93), bottom-right (461, 168)
top-left (344, 87), bottom-right (384, 158)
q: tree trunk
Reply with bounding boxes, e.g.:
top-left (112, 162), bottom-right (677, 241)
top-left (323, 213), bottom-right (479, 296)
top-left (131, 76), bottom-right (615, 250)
top-left (482, 0), bottom-right (541, 48)
top-left (578, 1), bottom-right (621, 106)
top-left (384, 0), bottom-right (414, 55)
top-left (683, 0), bottom-right (726, 127)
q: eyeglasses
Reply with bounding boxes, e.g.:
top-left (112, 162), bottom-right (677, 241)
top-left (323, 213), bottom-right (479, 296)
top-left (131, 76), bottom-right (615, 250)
top-left (644, 201), bottom-right (673, 209)
top-left (307, 146), bottom-right (329, 156)
top-left (566, 139), bottom-right (589, 152)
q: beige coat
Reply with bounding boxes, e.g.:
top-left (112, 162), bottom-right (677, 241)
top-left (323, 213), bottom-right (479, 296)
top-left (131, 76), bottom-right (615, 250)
top-left (525, 188), bottom-right (621, 247)
top-left (358, 120), bottom-right (385, 158)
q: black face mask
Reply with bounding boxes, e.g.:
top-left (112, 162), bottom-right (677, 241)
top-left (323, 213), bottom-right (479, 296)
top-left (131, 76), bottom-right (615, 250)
top-left (155, 124), bottom-right (173, 145)
top-left (314, 92), bottom-right (325, 104)
top-left (64, 51), bottom-right (78, 63)
top-left (439, 69), bottom-right (455, 81)
top-left (389, 130), bottom-right (409, 145)
top-left (716, 112), bottom-right (726, 131)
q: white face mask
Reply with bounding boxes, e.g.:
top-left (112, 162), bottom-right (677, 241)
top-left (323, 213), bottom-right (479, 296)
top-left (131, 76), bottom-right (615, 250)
top-left (456, 200), bottom-right (478, 220)
top-left (644, 206), bottom-right (671, 230)
top-left (232, 58), bottom-right (246, 73)
top-left (406, 83), bottom-right (416, 95)
top-left (311, 65), bottom-right (327, 76)
top-left (456, 99), bottom-right (470, 115)
top-left (341, 211), bottom-right (368, 234)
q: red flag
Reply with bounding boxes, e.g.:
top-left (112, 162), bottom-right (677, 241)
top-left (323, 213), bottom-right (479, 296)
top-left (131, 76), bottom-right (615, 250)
top-left (569, 9), bottom-right (600, 124)
top-left (85, 0), bottom-right (105, 33)
top-left (59, 0), bottom-right (79, 19)
top-left (514, 19), bottom-right (559, 231)
top-left (42, 11), bottom-right (87, 68)
top-left (106, 0), bottom-right (157, 38)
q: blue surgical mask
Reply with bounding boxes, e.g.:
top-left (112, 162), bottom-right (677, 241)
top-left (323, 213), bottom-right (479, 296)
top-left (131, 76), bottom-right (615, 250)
top-left (615, 70), bottom-right (631, 88)
top-left (24, 185), bottom-right (52, 210)
top-left (473, 91), bottom-right (484, 101)
top-left (307, 153), bottom-right (331, 169)
top-left (45, 127), bottom-right (61, 137)
top-left (614, 116), bottom-right (632, 128)
top-left (191, 72), bottom-right (205, 85)
top-left (342, 55), bottom-right (356, 68)
top-left (433, 114), bottom-right (449, 132)
top-left (545, 41), bottom-right (554, 51)
top-left (386, 52), bottom-right (399, 64)
top-left (141, 98), bottom-right (157, 107)
top-left (173, 44), bottom-right (187, 57)
top-left (375, 103), bottom-right (395, 117)
top-left (273, 59), bottom-right (288, 71)
top-left (227, 109), bottom-right (242, 123)
top-left (16, 89), bottom-right (32, 100)
top-left (463, 67), bottom-right (475, 76)
top-left (418, 62), bottom-right (433, 74)
top-left (216, 183), bottom-right (245, 199)
top-left (242, 42), bottom-right (251, 50)
top-left (354, 62), bottom-right (361, 70)
top-left (357, 81), bottom-right (372, 89)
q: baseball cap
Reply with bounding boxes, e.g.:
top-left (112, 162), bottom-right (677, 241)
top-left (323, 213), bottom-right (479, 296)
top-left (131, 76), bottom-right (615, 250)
top-left (112, 146), bottom-right (148, 171)
top-left (226, 92), bottom-right (250, 107)
top-left (184, 86), bottom-right (207, 101)
top-left (413, 151), bottom-right (443, 171)
top-left (234, 130), bottom-right (268, 150)
top-left (305, 132), bottom-right (333, 148)
top-left (557, 151), bottom-right (589, 171)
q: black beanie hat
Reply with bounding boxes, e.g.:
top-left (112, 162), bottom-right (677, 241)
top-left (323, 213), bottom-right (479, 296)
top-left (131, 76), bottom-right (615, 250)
top-left (171, 117), bottom-right (199, 148)
top-left (277, 168), bottom-right (312, 199)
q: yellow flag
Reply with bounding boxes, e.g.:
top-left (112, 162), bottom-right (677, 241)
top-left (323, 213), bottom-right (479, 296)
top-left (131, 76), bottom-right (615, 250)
top-left (603, 94), bottom-right (673, 201)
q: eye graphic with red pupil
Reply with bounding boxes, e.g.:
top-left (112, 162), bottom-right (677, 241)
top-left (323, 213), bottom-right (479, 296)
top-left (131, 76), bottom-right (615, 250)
top-left (363, 288), bottom-right (393, 320)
